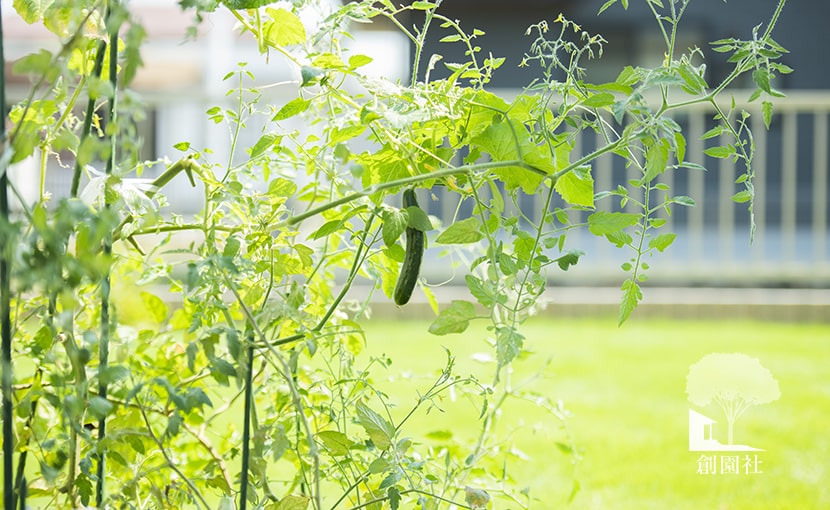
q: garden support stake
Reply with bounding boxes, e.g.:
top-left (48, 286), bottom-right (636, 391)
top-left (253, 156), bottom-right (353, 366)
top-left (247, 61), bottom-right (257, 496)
top-left (0, 5), bottom-right (14, 510)
top-left (97, 2), bottom-right (121, 505)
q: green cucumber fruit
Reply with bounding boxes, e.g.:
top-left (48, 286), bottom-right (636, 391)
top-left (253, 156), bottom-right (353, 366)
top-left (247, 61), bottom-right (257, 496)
top-left (393, 189), bottom-right (425, 306)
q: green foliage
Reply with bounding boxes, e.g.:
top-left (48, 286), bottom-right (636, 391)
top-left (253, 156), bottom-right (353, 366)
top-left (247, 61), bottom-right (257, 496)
top-left (0, 0), bottom-right (790, 508)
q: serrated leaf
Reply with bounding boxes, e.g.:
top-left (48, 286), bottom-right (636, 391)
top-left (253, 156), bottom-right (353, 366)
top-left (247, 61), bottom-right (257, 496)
top-left (554, 166), bottom-right (594, 207)
top-left (673, 195), bottom-right (696, 207)
top-left (273, 97), bottom-right (311, 121)
top-left (674, 132), bottom-right (686, 164)
top-left (752, 68), bottom-right (771, 94)
top-left (382, 208), bottom-right (408, 247)
top-left (643, 138), bottom-right (669, 183)
top-left (704, 146), bottom-right (734, 159)
top-left (555, 249), bottom-right (584, 270)
top-left (762, 101), bottom-right (773, 129)
top-left (496, 326), bottom-right (524, 367)
top-left (587, 211), bottom-right (639, 235)
top-left (13, 0), bottom-right (51, 24)
top-left (406, 205), bottom-right (433, 231)
top-left (440, 34), bottom-right (462, 43)
top-left (428, 300), bottom-right (477, 335)
top-left (317, 430), bottom-right (355, 456)
top-left (700, 125), bottom-right (723, 140)
top-left (275, 495), bottom-right (310, 510)
top-left (263, 8), bottom-right (306, 47)
top-left (268, 177), bottom-right (298, 197)
top-left (465, 275), bottom-right (504, 307)
top-left (348, 54), bottom-right (373, 69)
top-left (472, 120), bottom-right (549, 193)
top-left (330, 124), bottom-right (366, 143)
top-left (250, 133), bottom-right (280, 158)
top-left (619, 279), bottom-right (642, 325)
top-left (141, 292), bottom-right (168, 323)
top-left (388, 486), bottom-right (402, 510)
top-left (582, 92), bottom-right (615, 108)
top-left (355, 402), bottom-right (395, 450)
top-left (379, 470), bottom-right (402, 490)
top-left (435, 217), bottom-right (483, 244)
top-left (648, 233), bottom-right (677, 252)
top-left (731, 190), bottom-right (752, 203)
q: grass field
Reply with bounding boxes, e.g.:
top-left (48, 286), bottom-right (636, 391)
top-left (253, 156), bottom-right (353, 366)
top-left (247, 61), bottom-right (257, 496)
top-left (359, 316), bottom-right (830, 509)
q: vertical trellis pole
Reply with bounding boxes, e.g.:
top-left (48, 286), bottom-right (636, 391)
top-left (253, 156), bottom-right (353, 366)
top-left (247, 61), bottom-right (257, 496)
top-left (96, 1), bottom-right (119, 505)
top-left (239, 340), bottom-right (255, 510)
top-left (0, 4), bottom-right (13, 510)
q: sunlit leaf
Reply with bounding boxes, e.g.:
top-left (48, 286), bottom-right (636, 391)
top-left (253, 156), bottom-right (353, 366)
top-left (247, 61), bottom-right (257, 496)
top-left (587, 211), bottom-right (639, 235)
top-left (262, 8), bottom-right (306, 47)
top-left (429, 300), bottom-right (477, 335)
top-left (355, 402), bottom-right (395, 449)
top-left (619, 279), bottom-right (642, 325)
top-left (435, 217), bottom-right (483, 244)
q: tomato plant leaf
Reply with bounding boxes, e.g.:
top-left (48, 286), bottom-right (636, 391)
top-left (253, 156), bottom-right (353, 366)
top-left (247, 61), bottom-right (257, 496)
top-left (732, 190), bottom-right (752, 203)
top-left (428, 300), bottom-right (477, 335)
top-left (435, 217), bottom-right (483, 244)
top-left (250, 133), bottom-right (281, 158)
top-left (762, 100), bottom-right (774, 129)
top-left (388, 486), bottom-right (402, 510)
top-left (273, 97), bottom-right (311, 121)
top-left (355, 402), bottom-right (395, 450)
top-left (582, 92), bottom-right (615, 108)
top-left (648, 232), bottom-right (677, 252)
top-left (619, 279), bottom-right (642, 325)
top-left (317, 431), bottom-right (355, 456)
top-left (554, 165), bottom-right (594, 207)
top-left (554, 249), bottom-right (584, 270)
top-left (406, 204), bottom-right (433, 232)
top-left (263, 8), bottom-right (306, 47)
top-left (141, 291), bottom-right (168, 323)
top-left (274, 495), bottom-right (310, 510)
top-left (643, 138), bottom-right (670, 183)
top-left (587, 211), bottom-right (639, 235)
top-left (496, 326), bottom-right (524, 367)
top-left (382, 208), bottom-right (408, 247)
top-left (704, 145), bottom-right (735, 159)
top-left (465, 275), bottom-right (506, 307)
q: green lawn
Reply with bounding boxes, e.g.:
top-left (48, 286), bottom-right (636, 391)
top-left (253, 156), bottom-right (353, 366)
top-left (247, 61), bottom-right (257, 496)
top-left (359, 316), bottom-right (830, 509)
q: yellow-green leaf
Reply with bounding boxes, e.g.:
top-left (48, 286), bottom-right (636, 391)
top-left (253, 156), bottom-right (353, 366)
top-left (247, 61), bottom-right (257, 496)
top-left (554, 165), bottom-right (594, 207)
top-left (263, 8), bottom-right (306, 47)
top-left (355, 402), bottom-right (394, 450)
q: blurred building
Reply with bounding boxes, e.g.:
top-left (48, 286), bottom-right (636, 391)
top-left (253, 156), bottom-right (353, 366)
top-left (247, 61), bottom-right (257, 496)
top-left (2, 0), bottom-right (828, 287)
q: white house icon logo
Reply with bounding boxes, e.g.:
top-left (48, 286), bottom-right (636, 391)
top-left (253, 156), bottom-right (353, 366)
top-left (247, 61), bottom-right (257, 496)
top-left (688, 409), bottom-right (763, 451)
top-left (686, 353), bottom-right (780, 452)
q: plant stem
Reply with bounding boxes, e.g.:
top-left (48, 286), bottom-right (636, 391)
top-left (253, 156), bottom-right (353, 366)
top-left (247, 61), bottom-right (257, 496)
top-left (276, 160), bottom-right (543, 229)
top-left (71, 30), bottom-right (108, 198)
top-left (0, 4), bottom-right (14, 509)
top-left (239, 339), bottom-right (255, 510)
top-left (410, 0), bottom-right (441, 86)
top-left (97, 4), bottom-right (120, 504)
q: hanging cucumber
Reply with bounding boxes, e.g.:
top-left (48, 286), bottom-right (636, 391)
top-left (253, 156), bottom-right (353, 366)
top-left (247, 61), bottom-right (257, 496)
top-left (393, 189), bottom-right (425, 306)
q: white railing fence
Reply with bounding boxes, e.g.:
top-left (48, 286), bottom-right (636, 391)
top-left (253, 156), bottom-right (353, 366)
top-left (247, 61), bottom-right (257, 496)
top-left (423, 90), bottom-right (830, 286)
top-left (16, 90), bottom-right (830, 287)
